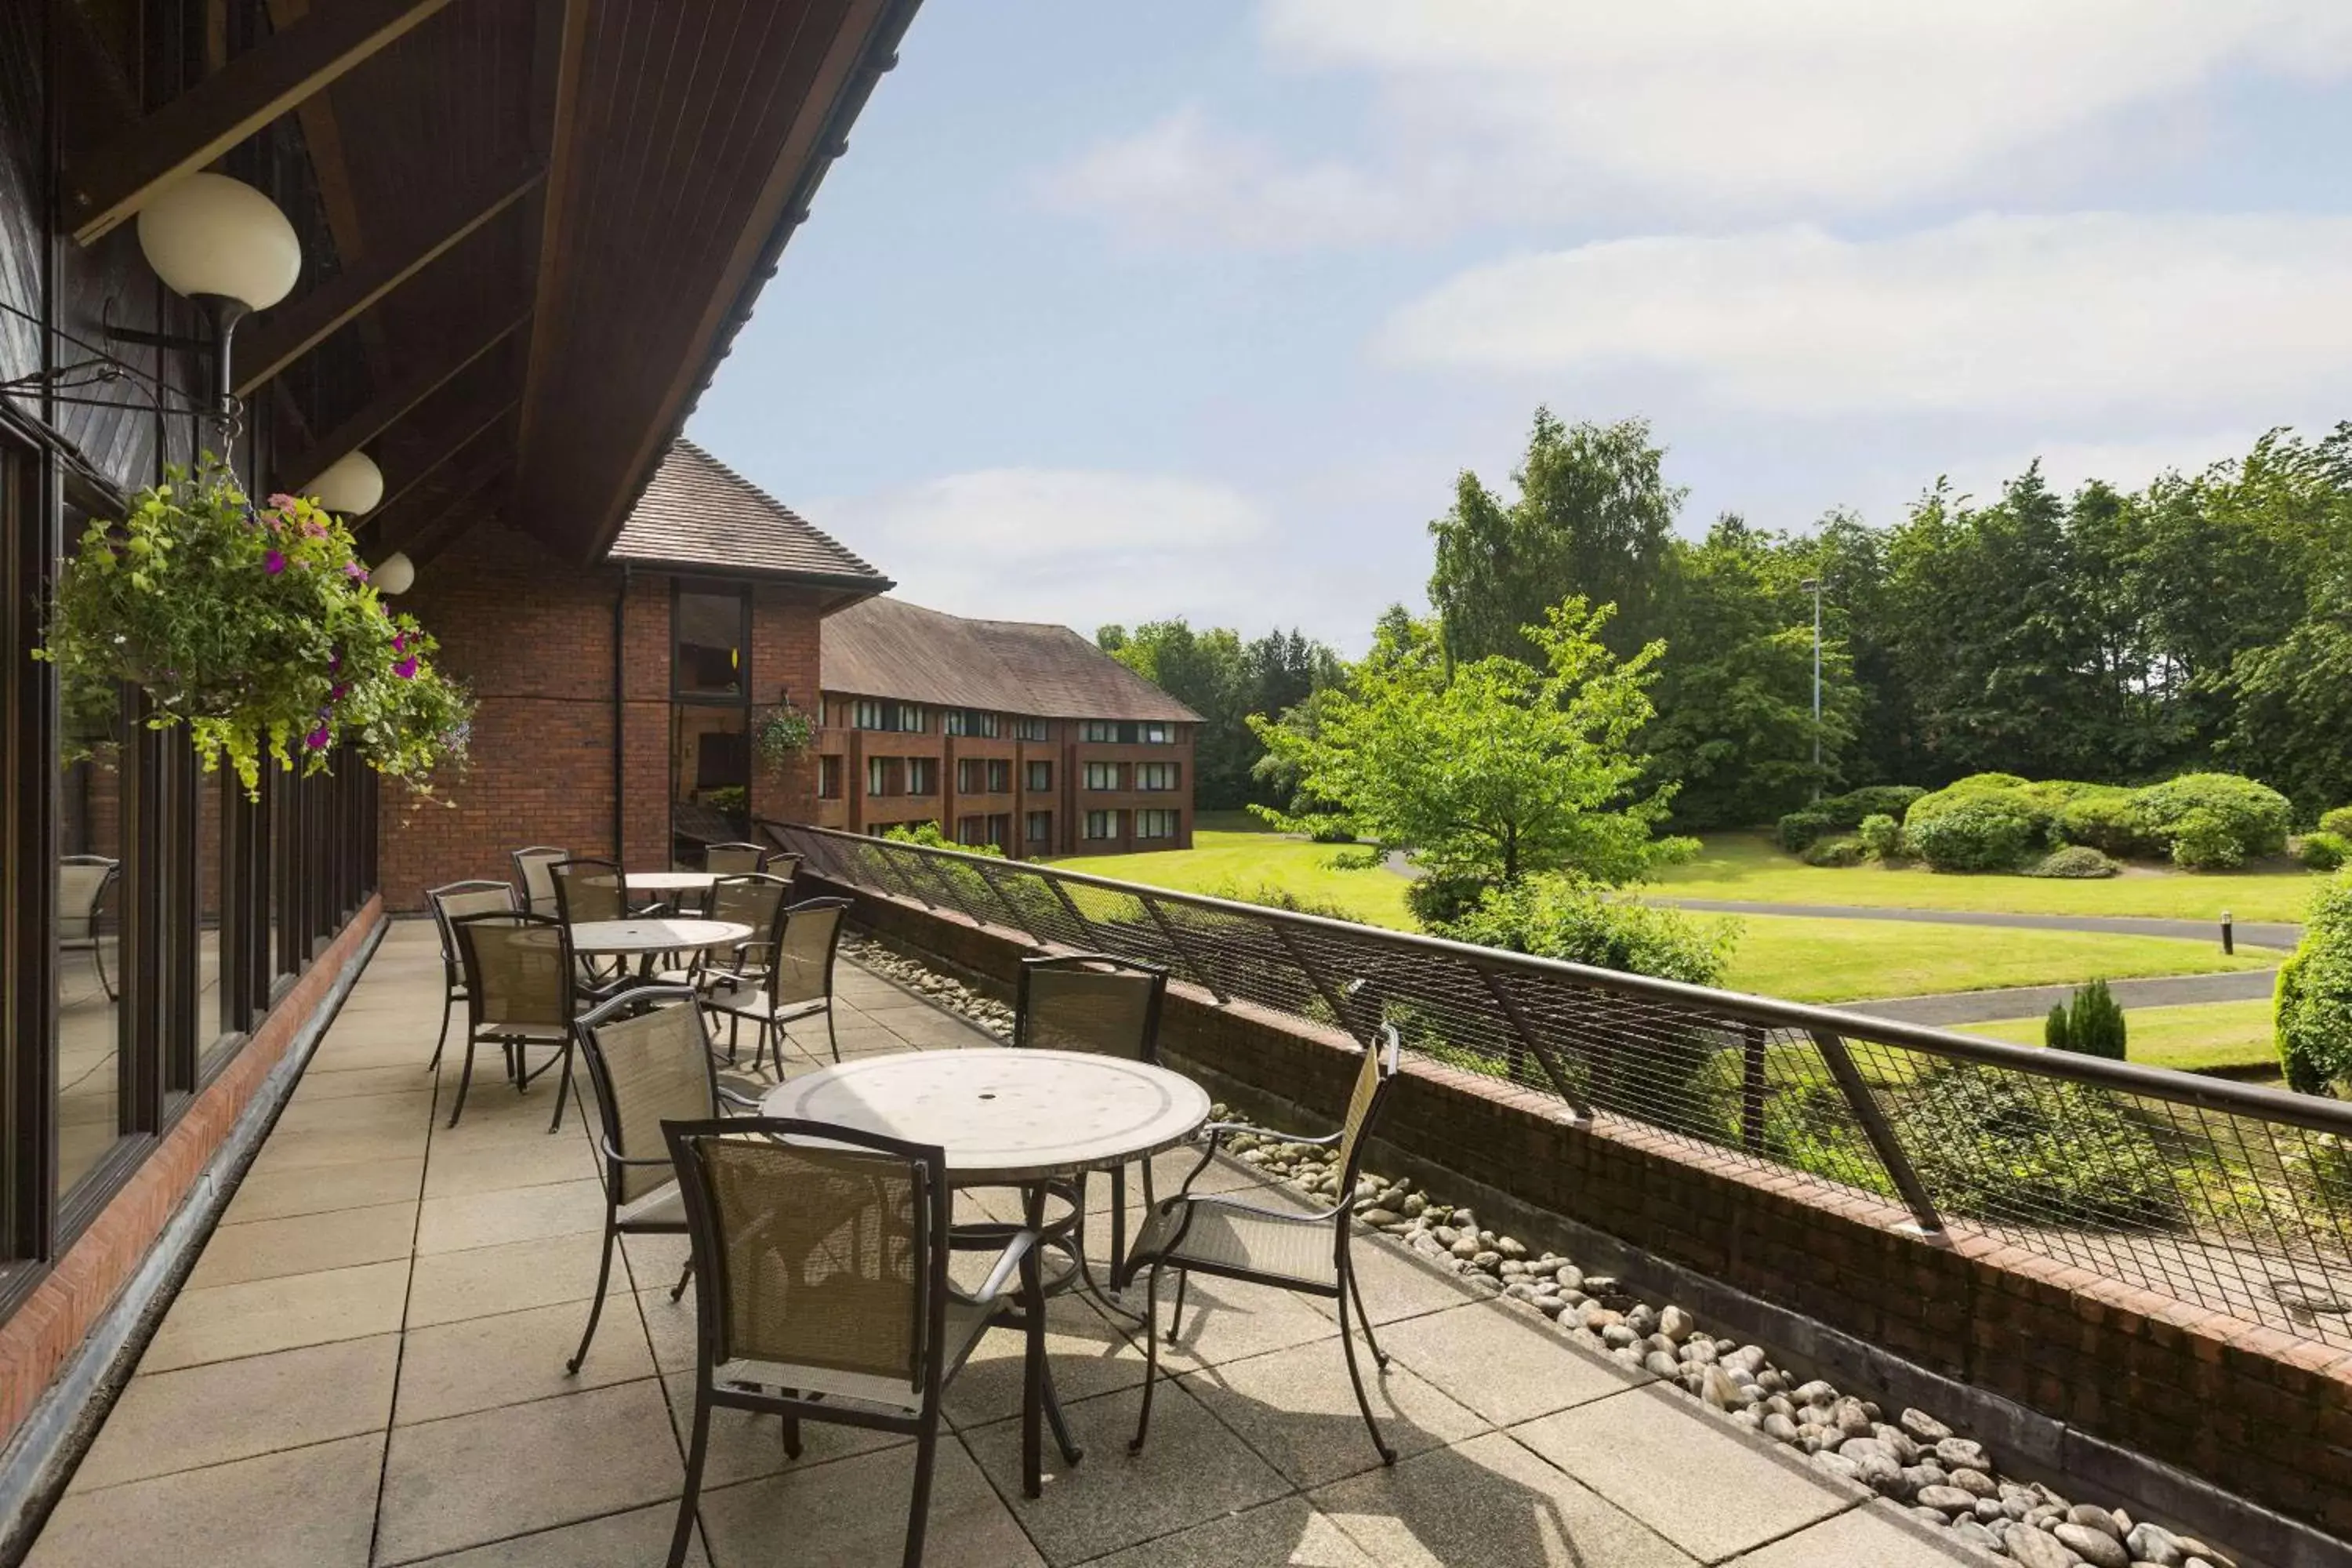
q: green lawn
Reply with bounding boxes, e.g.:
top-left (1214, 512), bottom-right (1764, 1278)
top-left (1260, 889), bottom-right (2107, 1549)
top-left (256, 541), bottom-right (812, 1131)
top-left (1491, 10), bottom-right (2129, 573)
top-left (1053, 829), bottom-right (1417, 929)
top-left (1653, 833), bottom-right (2326, 924)
top-left (1716, 915), bottom-right (2274, 1005)
top-left (1965, 996), bottom-right (2280, 1076)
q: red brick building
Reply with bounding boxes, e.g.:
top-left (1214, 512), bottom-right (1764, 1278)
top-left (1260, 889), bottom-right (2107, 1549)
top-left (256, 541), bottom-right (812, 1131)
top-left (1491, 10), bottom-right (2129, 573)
top-left (814, 597), bottom-right (1200, 858)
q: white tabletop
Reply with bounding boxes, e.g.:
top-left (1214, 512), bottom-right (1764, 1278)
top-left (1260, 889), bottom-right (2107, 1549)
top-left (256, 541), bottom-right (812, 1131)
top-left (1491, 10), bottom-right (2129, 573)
top-left (625, 870), bottom-right (717, 891)
top-left (760, 1048), bottom-right (1211, 1185)
top-left (567, 917), bottom-right (751, 956)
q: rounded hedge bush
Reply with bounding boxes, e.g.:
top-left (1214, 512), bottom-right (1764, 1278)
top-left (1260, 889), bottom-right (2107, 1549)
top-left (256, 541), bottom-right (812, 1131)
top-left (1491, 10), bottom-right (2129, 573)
top-left (2025, 845), bottom-right (2119, 879)
top-left (2277, 873), bottom-right (2352, 1094)
top-left (1857, 813), bottom-right (1904, 859)
top-left (2131, 771), bottom-right (2291, 863)
top-left (1802, 834), bottom-right (1867, 867)
top-left (1905, 795), bottom-right (2053, 872)
top-left (1902, 773), bottom-right (2040, 829)
top-left (2299, 831), bottom-right (2350, 873)
top-left (1818, 785), bottom-right (1926, 828)
top-left (2321, 806), bottom-right (2352, 839)
top-left (1776, 810), bottom-right (1836, 853)
top-left (2056, 789), bottom-right (2158, 858)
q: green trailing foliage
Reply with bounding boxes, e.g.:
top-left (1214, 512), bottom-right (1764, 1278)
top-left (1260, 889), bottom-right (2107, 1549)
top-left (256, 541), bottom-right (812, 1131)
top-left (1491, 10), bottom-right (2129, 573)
top-left (2300, 832), bottom-right (2351, 873)
top-left (2276, 873), bottom-right (2352, 1094)
top-left (2024, 845), bottom-right (2120, 879)
top-left (1435, 873), bottom-right (1737, 988)
top-left (2045, 978), bottom-right (2129, 1059)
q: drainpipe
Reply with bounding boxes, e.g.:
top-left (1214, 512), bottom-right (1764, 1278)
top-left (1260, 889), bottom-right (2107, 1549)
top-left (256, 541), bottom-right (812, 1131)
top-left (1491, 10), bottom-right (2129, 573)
top-left (612, 564), bottom-right (630, 861)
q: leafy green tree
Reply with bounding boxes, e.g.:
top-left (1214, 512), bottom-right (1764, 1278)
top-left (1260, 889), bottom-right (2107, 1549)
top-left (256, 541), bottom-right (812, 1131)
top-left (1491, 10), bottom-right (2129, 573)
top-left (1428, 410), bottom-right (1684, 666)
top-left (1098, 619), bottom-right (1341, 811)
top-left (1249, 599), bottom-right (1690, 898)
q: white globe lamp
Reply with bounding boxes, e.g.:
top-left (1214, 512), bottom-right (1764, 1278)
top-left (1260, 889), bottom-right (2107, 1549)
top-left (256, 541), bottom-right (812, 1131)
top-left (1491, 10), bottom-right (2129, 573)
top-left (132, 172), bottom-right (302, 426)
top-left (310, 450), bottom-right (385, 516)
top-left (371, 552), bottom-right (416, 597)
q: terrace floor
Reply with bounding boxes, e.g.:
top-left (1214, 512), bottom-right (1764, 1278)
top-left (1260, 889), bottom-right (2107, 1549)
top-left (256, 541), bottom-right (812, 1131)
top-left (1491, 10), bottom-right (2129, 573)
top-left (23, 919), bottom-right (1979, 1567)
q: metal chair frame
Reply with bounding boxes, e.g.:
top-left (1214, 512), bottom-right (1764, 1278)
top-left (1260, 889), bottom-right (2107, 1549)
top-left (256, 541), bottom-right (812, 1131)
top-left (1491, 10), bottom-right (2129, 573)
top-left (662, 1116), bottom-right (1034, 1568)
top-left (424, 880), bottom-right (517, 1073)
top-left (550, 856), bottom-right (635, 993)
top-left (699, 896), bottom-right (850, 1071)
top-left (510, 845), bottom-right (568, 916)
top-left (1125, 1025), bottom-right (1406, 1465)
top-left (448, 910), bottom-right (583, 1131)
top-left (59, 854), bottom-right (120, 1001)
top-left (702, 840), bottom-right (770, 875)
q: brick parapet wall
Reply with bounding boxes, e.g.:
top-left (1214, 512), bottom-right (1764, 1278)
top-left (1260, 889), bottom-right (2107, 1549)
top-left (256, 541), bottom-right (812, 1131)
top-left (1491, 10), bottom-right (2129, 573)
top-left (814, 873), bottom-right (2352, 1544)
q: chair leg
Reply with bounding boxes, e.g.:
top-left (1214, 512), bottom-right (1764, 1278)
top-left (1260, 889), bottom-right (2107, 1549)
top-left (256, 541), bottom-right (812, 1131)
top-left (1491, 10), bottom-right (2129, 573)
top-left (1167, 1269), bottom-right (1189, 1345)
top-left (670, 1258), bottom-right (693, 1303)
top-left (668, 1385), bottom-right (714, 1568)
top-left (781, 1412), bottom-right (802, 1461)
top-left (903, 1417), bottom-right (940, 1568)
top-left (1337, 1268), bottom-right (1397, 1465)
top-left (825, 1004), bottom-right (840, 1064)
top-left (93, 939), bottom-right (114, 1002)
top-left (1129, 1264), bottom-right (1162, 1455)
top-left (428, 986), bottom-right (452, 1073)
top-left (567, 1219), bottom-right (617, 1374)
top-left (546, 1040), bottom-right (574, 1134)
top-left (1345, 1248), bottom-right (1389, 1368)
top-left (447, 1036), bottom-right (477, 1128)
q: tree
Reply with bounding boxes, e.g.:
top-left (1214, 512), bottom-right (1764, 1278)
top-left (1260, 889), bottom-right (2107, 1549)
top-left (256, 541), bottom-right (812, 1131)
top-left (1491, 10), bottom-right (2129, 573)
top-left (1249, 599), bottom-right (1690, 900)
top-left (1098, 619), bottom-right (1341, 811)
top-left (1428, 410), bottom-right (1684, 666)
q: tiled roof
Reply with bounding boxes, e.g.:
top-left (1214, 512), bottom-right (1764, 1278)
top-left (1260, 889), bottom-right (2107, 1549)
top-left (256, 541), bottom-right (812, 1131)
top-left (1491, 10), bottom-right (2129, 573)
top-left (606, 439), bottom-right (891, 587)
top-left (822, 597), bottom-right (1201, 724)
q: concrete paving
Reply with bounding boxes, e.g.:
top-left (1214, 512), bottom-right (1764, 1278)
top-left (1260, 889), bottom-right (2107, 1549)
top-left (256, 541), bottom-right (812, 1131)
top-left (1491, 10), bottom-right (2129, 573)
top-left (24, 918), bottom-right (1978, 1568)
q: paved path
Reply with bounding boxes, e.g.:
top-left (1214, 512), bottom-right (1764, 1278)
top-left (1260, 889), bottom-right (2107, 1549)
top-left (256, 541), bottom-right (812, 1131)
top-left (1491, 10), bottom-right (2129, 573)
top-left (1845, 967), bottom-right (2281, 1028)
top-left (1648, 897), bottom-right (2300, 951)
top-left (24, 920), bottom-right (1976, 1568)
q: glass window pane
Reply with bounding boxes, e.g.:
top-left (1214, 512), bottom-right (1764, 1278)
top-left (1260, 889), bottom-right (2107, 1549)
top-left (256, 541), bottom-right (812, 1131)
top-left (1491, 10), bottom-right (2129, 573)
top-left (671, 704), bottom-right (750, 857)
top-left (57, 679), bottom-right (125, 1198)
top-left (673, 589), bottom-right (744, 698)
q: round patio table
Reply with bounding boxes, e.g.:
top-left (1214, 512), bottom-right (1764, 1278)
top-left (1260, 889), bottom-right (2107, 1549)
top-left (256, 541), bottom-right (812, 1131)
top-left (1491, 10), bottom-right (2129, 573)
top-left (623, 870), bottom-right (717, 895)
top-left (761, 1048), bottom-right (1210, 1497)
top-left (565, 916), bottom-right (750, 956)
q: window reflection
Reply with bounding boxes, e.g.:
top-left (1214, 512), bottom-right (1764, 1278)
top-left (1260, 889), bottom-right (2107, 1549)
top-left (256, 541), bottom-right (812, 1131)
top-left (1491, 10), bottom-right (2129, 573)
top-left (57, 677), bottom-right (125, 1197)
top-left (673, 589), bottom-right (745, 698)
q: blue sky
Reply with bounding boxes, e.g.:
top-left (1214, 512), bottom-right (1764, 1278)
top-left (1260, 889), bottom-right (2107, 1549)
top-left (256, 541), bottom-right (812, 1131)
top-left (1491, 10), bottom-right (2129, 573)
top-left (691, 1), bottom-right (2352, 652)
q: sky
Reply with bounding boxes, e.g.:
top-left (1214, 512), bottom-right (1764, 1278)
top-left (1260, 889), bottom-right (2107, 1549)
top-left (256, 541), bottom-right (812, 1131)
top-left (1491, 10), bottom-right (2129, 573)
top-left (688, 1), bottom-right (2352, 653)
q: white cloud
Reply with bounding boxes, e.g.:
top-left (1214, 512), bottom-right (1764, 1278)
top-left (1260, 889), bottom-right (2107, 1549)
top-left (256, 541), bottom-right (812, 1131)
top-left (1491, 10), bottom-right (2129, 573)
top-left (1380, 212), bottom-right (2352, 418)
top-left (1051, 1), bottom-right (2352, 244)
top-left (812, 468), bottom-right (1293, 631)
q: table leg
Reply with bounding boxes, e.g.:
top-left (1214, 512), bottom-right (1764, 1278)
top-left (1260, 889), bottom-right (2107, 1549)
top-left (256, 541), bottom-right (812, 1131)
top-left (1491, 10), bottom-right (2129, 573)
top-left (1022, 1183), bottom-right (1045, 1498)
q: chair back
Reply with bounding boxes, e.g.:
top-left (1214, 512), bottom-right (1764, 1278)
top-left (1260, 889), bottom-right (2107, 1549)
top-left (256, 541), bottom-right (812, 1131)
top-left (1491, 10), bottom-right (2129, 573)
top-left (426, 880), bottom-right (516, 971)
top-left (706, 873), bottom-right (790, 953)
top-left (574, 990), bottom-right (720, 1203)
top-left (663, 1116), bottom-right (949, 1399)
top-left (1015, 953), bottom-right (1166, 1063)
top-left (772, 898), bottom-right (848, 1007)
top-left (550, 858), bottom-right (626, 927)
top-left (58, 856), bottom-right (118, 942)
top-left (453, 912), bottom-right (574, 1034)
top-left (704, 841), bottom-right (768, 876)
top-left (764, 851), bottom-right (803, 886)
top-left (511, 847), bottom-right (568, 914)
top-left (1335, 1024), bottom-right (1404, 1187)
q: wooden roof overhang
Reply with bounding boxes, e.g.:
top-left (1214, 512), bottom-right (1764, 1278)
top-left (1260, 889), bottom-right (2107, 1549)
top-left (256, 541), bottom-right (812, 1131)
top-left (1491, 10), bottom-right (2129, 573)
top-left (67, 0), bottom-right (921, 567)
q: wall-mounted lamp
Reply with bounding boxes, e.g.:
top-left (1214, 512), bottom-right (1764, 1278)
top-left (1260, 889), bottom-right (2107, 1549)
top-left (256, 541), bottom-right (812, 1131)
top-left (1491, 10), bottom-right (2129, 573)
top-left (370, 552), bottom-right (416, 596)
top-left (310, 450), bottom-right (384, 515)
top-left (132, 172), bottom-right (301, 430)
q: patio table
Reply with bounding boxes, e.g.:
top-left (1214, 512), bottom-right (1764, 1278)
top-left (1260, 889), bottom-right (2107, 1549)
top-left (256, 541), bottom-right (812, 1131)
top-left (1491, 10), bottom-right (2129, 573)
top-left (623, 870), bottom-right (717, 895)
top-left (565, 916), bottom-right (750, 967)
top-left (761, 1047), bottom-right (1210, 1498)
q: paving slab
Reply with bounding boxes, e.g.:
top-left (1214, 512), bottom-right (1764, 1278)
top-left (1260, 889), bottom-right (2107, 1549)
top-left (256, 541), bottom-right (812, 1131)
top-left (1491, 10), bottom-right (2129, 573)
top-left (26, 1432), bottom-right (385, 1568)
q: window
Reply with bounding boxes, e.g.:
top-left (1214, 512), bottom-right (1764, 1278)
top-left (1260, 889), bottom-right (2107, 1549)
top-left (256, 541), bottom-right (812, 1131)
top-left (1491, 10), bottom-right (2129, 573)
top-left (956, 757), bottom-right (982, 794)
top-left (1080, 720), bottom-right (1118, 743)
top-left (1025, 760), bottom-right (1051, 793)
top-left (906, 757), bottom-right (937, 797)
top-left (1135, 762), bottom-right (1179, 792)
top-left (853, 699), bottom-right (885, 730)
top-left (945, 708), bottom-right (998, 738)
top-left (673, 585), bottom-right (747, 699)
top-left (1135, 810), bottom-right (1179, 840)
top-left (986, 760), bottom-right (1011, 793)
top-left (866, 757), bottom-right (891, 797)
top-left (818, 756), bottom-right (843, 799)
top-left (956, 816), bottom-right (990, 847)
top-left (1025, 811), bottom-right (1053, 843)
top-left (1140, 721), bottom-right (1173, 744)
top-left (1083, 810), bottom-right (1122, 840)
top-left (975, 711), bottom-right (1000, 739)
top-left (1084, 762), bottom-right (1122, 791)
top-left (942, 709), bottom-right (964, 736)
top-left (898, 703), bottom-right (926, 733)
top-left (987, 813), bottom-right (1011, 849)
top-left (1015, 717), bottom-right (1050, 742)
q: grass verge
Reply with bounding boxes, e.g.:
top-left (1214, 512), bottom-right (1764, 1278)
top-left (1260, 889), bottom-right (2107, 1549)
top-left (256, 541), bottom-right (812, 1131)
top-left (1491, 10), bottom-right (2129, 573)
top-left (1964, 996), bottom-right (2280, 1076)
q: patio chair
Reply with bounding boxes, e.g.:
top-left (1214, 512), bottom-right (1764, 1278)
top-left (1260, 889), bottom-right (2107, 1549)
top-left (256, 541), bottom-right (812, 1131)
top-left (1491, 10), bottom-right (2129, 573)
top-left (663, 873), bottom-right (791, 1055)
top-left (449, 911), bottom-right (583, 1131)
top-left (703, 840), bottom-right (768, 875)
top-left (1013, 954), bottom-right (1167, 1292)
top-left (764, 850), bottom-right (803, 886)
top-left (510, 845), bottom-right (568, 915)
top-left (1124, 1025), bottom-right (1406, 1465)
top-left (550, 857), bottom-right (631, 993)
top-left (564, 988), bottom-right (760, 1374)
top-left (424, 880), bottom-right (518, 1072)
top-left (661, 1116), bottom-right (1036, 1568)
top-left (59, 855), bottom-right (119, 1001)
top-left (700, 897), bottom-right (850, 1072)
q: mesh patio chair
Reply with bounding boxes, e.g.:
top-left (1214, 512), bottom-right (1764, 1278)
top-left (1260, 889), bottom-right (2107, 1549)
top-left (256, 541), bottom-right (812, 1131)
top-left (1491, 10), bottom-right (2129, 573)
top-left (424, 880), bottom-right (518, 1072)
top-left (662, 873), bottom-right (791, 1057)
top-left (764, 850), bottom-right (803, 886)
top-left (1124, 1025), bottom-right (1406, 1464)
top-left (661, 1116), bottom-right (1036, 1568)
top-left (701, 897), bottom-right (850, 1072)
top-left (703, 841), bottom-right (768, 875)
top-left (450, 911), bottom-right (582, 1131)
top-left (1013, 954), bottom-right (1167, 1295)
top-left (510, 845), bottom-right (568, 915)
top-left (60, 855), bottom-right (119, 1001)
top-left (550, 857), bottom-right (632, 993)
top-left (564, 989), bottom-right (762, 1373)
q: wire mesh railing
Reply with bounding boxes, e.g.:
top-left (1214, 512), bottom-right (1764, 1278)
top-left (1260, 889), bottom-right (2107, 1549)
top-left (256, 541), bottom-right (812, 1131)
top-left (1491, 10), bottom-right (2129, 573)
top-left (761, 819), bottom-right (2352, 1348)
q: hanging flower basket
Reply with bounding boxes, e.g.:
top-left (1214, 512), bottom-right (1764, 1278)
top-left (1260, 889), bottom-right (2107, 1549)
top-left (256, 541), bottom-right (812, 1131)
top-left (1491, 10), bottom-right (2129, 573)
top-left (38, 459), bottom-right (474, 797)
top-left (754, 703), bottom-right (817, 774)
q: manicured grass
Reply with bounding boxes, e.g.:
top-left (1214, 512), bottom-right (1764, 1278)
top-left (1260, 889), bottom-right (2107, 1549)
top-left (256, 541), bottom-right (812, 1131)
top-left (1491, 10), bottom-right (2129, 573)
top-left (1715, 915), bottom-right (2275, 1006)
top-left (1965, 996), bottom-right (2281, 1076)
top-left (1053, 829), bottom-right (1417, 929)
top-left (1653, 833), bottom-right (2326, 924)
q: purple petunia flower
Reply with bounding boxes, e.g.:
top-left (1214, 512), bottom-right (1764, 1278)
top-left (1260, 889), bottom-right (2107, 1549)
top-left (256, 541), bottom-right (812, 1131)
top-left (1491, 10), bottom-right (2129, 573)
top-left (304, 722), bottom-right (331, 750)
top-left (343, 562), bottom-right (368, 579)
top-left (394, 656), bottom-right (419, 681)
top-left (329, 683), bottom-right (347, 702)
top-left (264, 549), bottom-right (287, 575)
top-left (391, 632), bottom-right (407, 654)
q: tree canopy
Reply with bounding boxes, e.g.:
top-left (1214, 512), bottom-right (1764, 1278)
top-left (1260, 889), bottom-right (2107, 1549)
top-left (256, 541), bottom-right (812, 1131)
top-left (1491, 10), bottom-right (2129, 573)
top-left (1097, 619), bottom-right (1341, 811)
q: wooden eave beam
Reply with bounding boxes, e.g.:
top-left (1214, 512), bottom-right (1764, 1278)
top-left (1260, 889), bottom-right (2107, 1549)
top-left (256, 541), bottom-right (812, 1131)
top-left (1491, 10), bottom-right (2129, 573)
top-left (363, 398), bottom-right (520, 546)
top-left (373, 449), bottom-right (511, 561)
top-left (64, 0), bottom-right (456, 245)
top-left (274, 307), bottom-right (532, 493)
top-left (513, 0), bottom-right (590, 470)
top-left (234, 166), bottom-right (544, 397)
top-left (402, 473), bottom-right (510, 569)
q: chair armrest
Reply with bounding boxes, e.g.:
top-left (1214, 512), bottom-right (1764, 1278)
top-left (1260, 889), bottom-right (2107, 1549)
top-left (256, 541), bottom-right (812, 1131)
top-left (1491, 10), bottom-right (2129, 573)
top-left (971, 1229), bottom-right (1041, 1305)
top-left (1181, 1190), bottom-right (1345, 1226)
top-left (597, 1137), bottom-right (672, 1169)
top-left (1200, 1120), bottom-right (1338, 1150)
top-left (715, 1083), bottom-right (763, 1111)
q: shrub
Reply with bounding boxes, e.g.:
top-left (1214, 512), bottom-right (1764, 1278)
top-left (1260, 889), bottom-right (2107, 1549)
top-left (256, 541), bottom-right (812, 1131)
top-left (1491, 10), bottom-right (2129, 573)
top-left (1439, 873), bottom-right (1737, 988)
top-left (1904, 1067), bottom-right (2181, 1227)
top-left (2131, 772), bottom-right (2291, 863)
top-left (1818, 785), bottom-right (1926, 828)
top-left (2277, 873), bottom-right (2352, 1095)
top-left (1904, 796), bottom-right (2052, 872)
top-left (1404, 869), bottom-right (1491, 929)
top-left (1307, 820), bottom-right (1359, 844)
top-left (1206, 880), bottom-right (1363, 924)
top-left (1802, 835), bottom-right (1866, 867)
top-left (2300, 832), bottom-right (2350, 873)
top-left (1903, 774), bottom-right (2029, 826)
top-left (881, 821), bottom-right (1003, 857)
top-left (2166, 808), bottom-right (2244, 870)
top-left (2024, 845), bottom-right (2119, 879)
top-left (2321, 806), bottom-right (2352, 839)
top-left (2056, 789), bottom-right (2157, 858)
top-left (1776, 810), bottom-right (1837, 853)
top-left (1857, 813), bottom-right (1904, 859)
top-left (1325, 845), bottom-right (1383, 871)
top-left (2045, 979), bottom-right (2127, 1059)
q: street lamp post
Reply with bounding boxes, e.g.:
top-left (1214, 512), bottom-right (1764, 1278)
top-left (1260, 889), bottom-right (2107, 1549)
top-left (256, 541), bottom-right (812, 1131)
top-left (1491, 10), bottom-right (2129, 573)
top-left (1800, 577), bottom-right (1823, 798)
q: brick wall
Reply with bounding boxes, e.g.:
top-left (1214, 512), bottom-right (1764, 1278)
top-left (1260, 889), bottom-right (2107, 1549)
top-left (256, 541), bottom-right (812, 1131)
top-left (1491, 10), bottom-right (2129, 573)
top-left (816, 875), bottom-right (2352, 1544)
